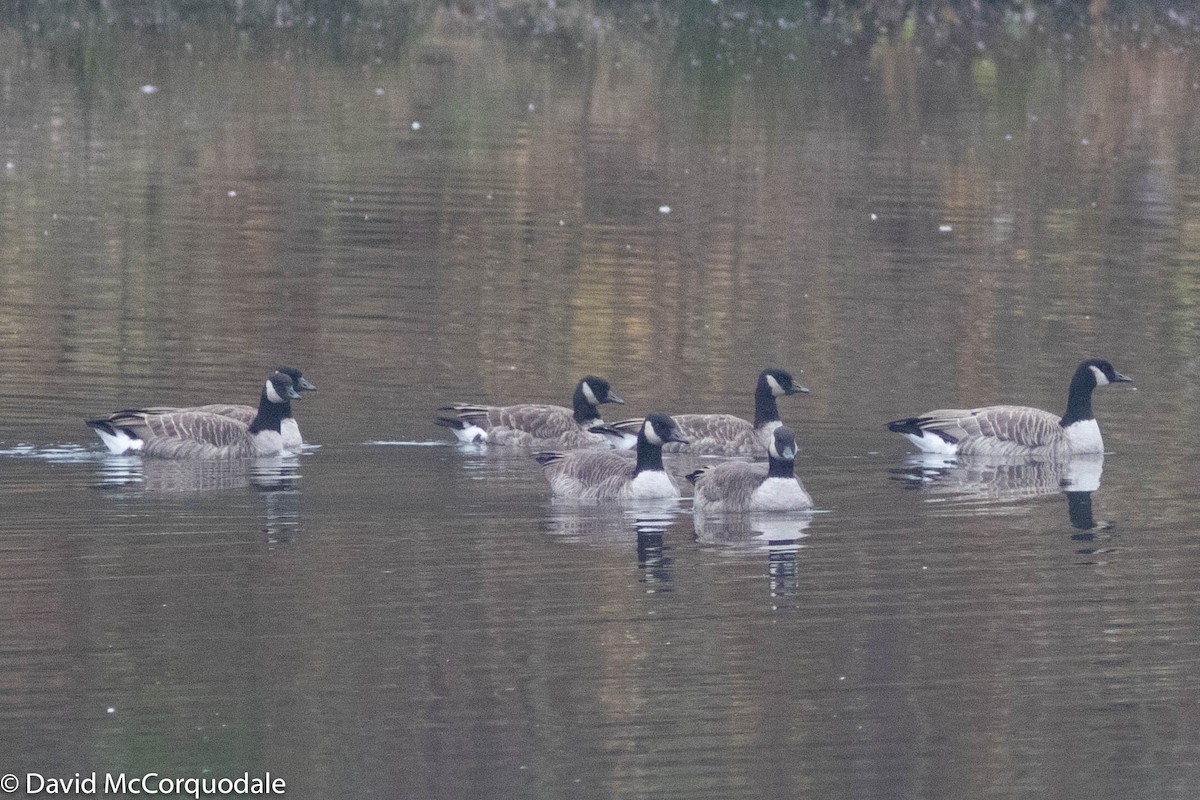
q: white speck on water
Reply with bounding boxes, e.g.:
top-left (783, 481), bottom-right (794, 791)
top-left (659, 205), bottom-right (672, 214)
top-left (1005, 134), bottom-right (1013, 140)
top-left (938, 224), bottom-right (953, 233)
top-left (107, 707), bottom-right (115, 714)
top-left (558, 219), bottom-right (565, 226)
top-left (140, 84), bottom-right (158, 94)
top-left (922, 565), bottom-right (929, 570)
top-left (227, 190), bottom-right (237, 197)
top-left (411, 120), bottom-right (421, 130)
top-left (486, 193), bottom-right (493, 200)
top-left (527, 103), bottom-right (536, 111)
top-left (870, 213), bottom-right (878, 220)
top-left (4, 162), bottom-right (12, 170)
top-left (1081, 138), bottom-right (1090, 145)
top-left (374, 88), bottom-right (384, 95)
top-left (839, 676), bottom-right (846, 681)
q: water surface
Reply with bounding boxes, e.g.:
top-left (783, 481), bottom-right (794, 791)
top-left (3, 6), bottom-right (1200, 799)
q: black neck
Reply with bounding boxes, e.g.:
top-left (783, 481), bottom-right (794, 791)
top-left (753, 379), bottom-right (780, 428)
top-left (632, 434), bottom-right (665, 476)
top-left (249, 391), bottom-right (290, 434)
top-left (1060, 368), bottom-right (1095, 427)
top-left (767, 455), bottom-right (794, 479)
top-left (572, 384), bottom-right (600, 425)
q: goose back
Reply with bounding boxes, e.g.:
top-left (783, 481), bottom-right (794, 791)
top-left (97, 410), bottom-right (284, 459)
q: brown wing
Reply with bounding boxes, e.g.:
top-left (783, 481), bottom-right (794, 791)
top-left (109, 410), bottom-right (252, 447)
top-left (538, 450), bottom-right (638, 499)
top-left (693, 461), bottom-right (768, 508)
top-left (136, 404), bottom-right (257, 425)
top-left (916, 406), bottom-right (1064, 453)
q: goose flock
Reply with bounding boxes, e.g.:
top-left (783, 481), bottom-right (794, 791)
top-left (84, 359), bottom-right (1133, 513)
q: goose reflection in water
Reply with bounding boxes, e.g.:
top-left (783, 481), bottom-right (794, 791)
top-left (542, 498), bottom-right (686, 589)
top-left (892, 453), bottom-right (1108, 531)
top-left (693, 512), bottom-right (813, 599)
top-left (95, 454), bottom-right (303, 542)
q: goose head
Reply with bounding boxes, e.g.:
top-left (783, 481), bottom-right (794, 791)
top-left (579, 375), bottom-right (625, 406)
top-left (641, 413), bottom-right (689, 446)
top-left (768, 426), bottom-right (798, 461)
top-left (1079, 359), bottom-right (1132, 388)
top-left (265, 372), bottom-right (303, 404)
top-left (760, 368), bottom-right (810, 398)
top-left (277, 365), bottom-right (317, 392)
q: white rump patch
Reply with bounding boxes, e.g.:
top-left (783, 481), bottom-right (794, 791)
top-left (1088, 365), bottom-right (1110, 386)
top-left (94, 428), bottom-right (143, 454)
top-left (581, 381), bottom-right (599, 406)
top-left (643, 420), bottom-right (663, 445)
top-left (765, 374), bottom-right (784, 397)
top-left (903, 431), bottom-right (958, 455)
top-left (450, 423), bottom-right (487, 444)
top-left (265, 379), bottom-right (284, 404)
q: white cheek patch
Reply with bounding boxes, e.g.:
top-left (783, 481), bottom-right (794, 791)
top-left (1089, 365), bottom-right (1110, 386)
top-left (265, 380), bottom-right (284, 403)
top-left (782, 445), bottom-right (796, 460)
top-left (766, 374), bottom-right (785, 396)
top-left (581, 382), bottom-right (599, 406)
top-left (643, 420), bottom-right (663, 445)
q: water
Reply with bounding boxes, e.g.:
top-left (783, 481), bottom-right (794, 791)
top-left (3, 6), bottom-right (1200, 798)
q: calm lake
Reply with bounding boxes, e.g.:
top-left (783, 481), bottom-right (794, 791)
top-left (3, 4), bottom-right (1200, 798)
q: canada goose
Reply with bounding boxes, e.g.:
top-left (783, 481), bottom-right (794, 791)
top-left (136, 366), bottom-right (316, 449)
top-left (436, 375), bottom-right (625, 447)
top-left (887, 359), bottom-right (1132, 457)
top-left (86, 372), bottom-right (301, 459)
top-left (606, 368), bottom-right (809, 455)
top-left (686, 426), bottom-right (814, 512)
top-left (533, 413), bottom-right (689, 501)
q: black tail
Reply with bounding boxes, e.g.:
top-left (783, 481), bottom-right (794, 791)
top-left (886, 417), bottom-right (926, 435)
top-left (434, 416), bottom-right (465, 430)
top-left (84, 418), bottom-right (116, 434)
